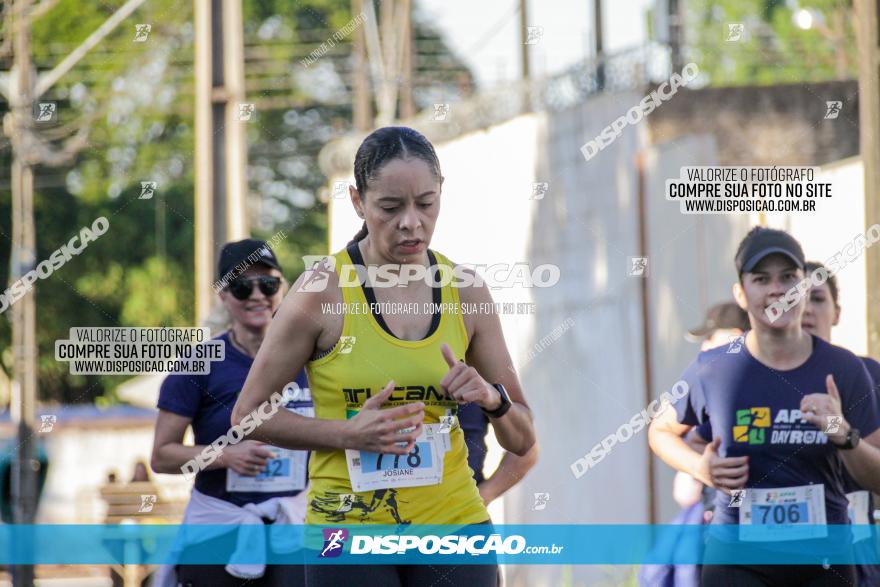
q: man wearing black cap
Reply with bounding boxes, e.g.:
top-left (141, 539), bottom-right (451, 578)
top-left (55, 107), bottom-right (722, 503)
top-left (734, 227), bottom-right (809, 326)
top-left (649, 226), bottom-right (880, 586)
top-left (734, 226), bottom-right (807, 276)
top-left (152, 238), bottom-right (310, 586)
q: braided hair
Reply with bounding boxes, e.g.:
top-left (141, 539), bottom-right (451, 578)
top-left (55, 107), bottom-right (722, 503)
top-left (347, 127), bottom-right (442, 246)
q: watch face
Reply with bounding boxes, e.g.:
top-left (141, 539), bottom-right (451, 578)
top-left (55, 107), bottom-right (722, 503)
top-left (841, 428), bottom-right (860, 449)
top-left (484, 384), bottom-right (512, 418)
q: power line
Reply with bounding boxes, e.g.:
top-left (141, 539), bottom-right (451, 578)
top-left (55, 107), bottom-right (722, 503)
top-left (461, 0), bottom-right (520, 56)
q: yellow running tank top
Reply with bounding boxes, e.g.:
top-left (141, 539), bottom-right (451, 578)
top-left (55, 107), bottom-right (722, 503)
top-left (305, 244), bottom-right (489, 526)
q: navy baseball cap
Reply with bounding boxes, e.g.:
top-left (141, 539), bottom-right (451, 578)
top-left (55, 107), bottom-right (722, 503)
top-left (735, 228), bottom-right (805, 276)
top-left (217, 238), bottom-right (282, 280)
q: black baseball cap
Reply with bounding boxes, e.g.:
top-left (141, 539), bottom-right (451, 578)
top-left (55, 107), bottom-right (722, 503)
top-left (217, 238), bottom-right (282, 281)
top-left (734, 227), bottom-right (805, 275)
top-left (686, 302), bottom-right (750, 341)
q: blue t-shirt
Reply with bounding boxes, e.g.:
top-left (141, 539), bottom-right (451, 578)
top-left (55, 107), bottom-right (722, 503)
top-left (694, 421), bottom-right (713, 443)
top-left (674, 334), bottom-right (880, 525)
top-left (458, 403), bottom-right (489, 484)
top-left (840, 357), bottom-right (880, 498)
top-left (157, 332), bottom-right (312, 506)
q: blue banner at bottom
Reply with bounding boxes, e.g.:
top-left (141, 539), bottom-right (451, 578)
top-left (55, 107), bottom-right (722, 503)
top-left (0, 524), bottom-right (878, 565)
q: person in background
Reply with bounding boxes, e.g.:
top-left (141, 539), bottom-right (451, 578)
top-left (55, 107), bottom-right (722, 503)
top-left (151, 239), bottom-right (311, 587)
top-left (649, 227), bottom-right (880, 586)
top-left (639, 301), bottom-right (749, 587)
top-left (684, 302), bottom-right (751, 519)
top-left (685, 302), bottom-right (751, 353)
top-left (458, 403), bottom-right (538, 587)
top-left (801, 260), bottom-right (880, 587)
top-left (458, 402), bottom-right (538, 505)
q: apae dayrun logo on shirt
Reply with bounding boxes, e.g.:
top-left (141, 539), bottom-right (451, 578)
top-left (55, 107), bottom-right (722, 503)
top-left (733, 407), bottom-right (770, 444)
top-left (732, 407), bottom-right (828, 445)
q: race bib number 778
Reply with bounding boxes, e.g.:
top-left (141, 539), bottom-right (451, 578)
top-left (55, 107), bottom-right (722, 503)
top-left (345, 425), bottom-right (446, 492)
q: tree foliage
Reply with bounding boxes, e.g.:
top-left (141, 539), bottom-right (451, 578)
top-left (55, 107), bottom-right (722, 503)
top-left (686, 0), bottom-right (858, 85)
top-left (0, 0), bottom-right (473, 404)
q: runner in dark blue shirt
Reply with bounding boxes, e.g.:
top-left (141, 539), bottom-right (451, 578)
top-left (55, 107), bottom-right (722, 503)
top-left (157, 331), bottom-right (311, 506)
top-left (675, 334), bottom-right (876, 526)
top-left (649, 227), bottom-right (880, 587)
top-left (458, 402), bottom-right (537, 504)
top-left (151, 239), bottom-right (310, 587)
top-left (638, 302), bottom-right (750, 587)
top-left (802, 260), bottom-right (880, 587)
top-left (457, 403), bottom-right (536, 587)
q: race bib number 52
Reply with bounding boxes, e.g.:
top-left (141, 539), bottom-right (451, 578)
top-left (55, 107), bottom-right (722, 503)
top-left (226, 403), bottom-right (313, 493)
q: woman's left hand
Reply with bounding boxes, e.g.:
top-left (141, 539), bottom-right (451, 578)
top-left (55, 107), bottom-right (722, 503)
top-left (800, 374), bottom-right (849, 445)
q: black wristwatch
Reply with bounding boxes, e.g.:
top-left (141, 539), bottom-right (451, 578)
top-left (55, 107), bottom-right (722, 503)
top-left (481, 383), bottom-right (512, 419)
top-left (835, 427), bottom-right (860, 450)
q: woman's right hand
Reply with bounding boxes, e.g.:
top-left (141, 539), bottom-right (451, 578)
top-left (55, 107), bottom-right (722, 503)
top-left (220, 440), bottom-right (277, 476)
top-left (345, 380), bottom-right (425, 455)
top-left (695, 437), bottom-right (749, 493)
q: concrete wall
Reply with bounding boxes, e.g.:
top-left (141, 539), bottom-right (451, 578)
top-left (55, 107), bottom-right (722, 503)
top-left (642, 135), bottom-right (751, 525)
top-left (648, 81), bottom-right (859, 166)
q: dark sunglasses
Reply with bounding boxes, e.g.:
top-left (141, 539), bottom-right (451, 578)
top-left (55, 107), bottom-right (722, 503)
top-left (227, 276), bottom-right (282, 300)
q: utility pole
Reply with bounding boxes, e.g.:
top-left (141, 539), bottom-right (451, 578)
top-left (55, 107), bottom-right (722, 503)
top-left (518, 0), bottom-right (533, 111)
top-left (193, 0), bottom-right (249, 325)
top-left (668, 0), bottom-right (683, 72)
top-left (2, 1), bottom-right (147, 584)
top-left (519, 0), bottom-right (530, 80)
top-left (8, 3), bottom-right (37, 584)
top-left (377, 0), bottom-right (396, 124)
top-left (856, 0), bottom-right (880, 357)
top-left (399, 0), bottom-right (414, 120)
top-left (360, 0), bottom-right (413, 127)
top-left (352, 0), bottom-right (371, 131)
top-left (594, 0), bottom-right (604, 91)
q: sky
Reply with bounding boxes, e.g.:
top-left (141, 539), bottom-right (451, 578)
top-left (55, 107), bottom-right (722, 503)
top-left (418, 0), bottom-right (656, 88)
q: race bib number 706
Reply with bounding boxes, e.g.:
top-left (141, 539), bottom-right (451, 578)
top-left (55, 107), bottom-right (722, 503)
top-left (739, 484), bottom-right (827, 542)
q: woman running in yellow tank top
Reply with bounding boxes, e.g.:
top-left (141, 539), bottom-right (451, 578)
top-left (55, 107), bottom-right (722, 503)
top-left (232, 126), bottom-right (537, 587)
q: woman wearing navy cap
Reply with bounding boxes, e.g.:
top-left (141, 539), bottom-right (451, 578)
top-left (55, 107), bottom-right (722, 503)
top-left (649, 227), bottom-right (880, 586)
top-left (151, 239), bottom-right (311, 587)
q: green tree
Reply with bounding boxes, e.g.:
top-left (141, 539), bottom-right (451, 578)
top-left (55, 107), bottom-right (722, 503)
top-left (686, 0), bottom-right (857, 85)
